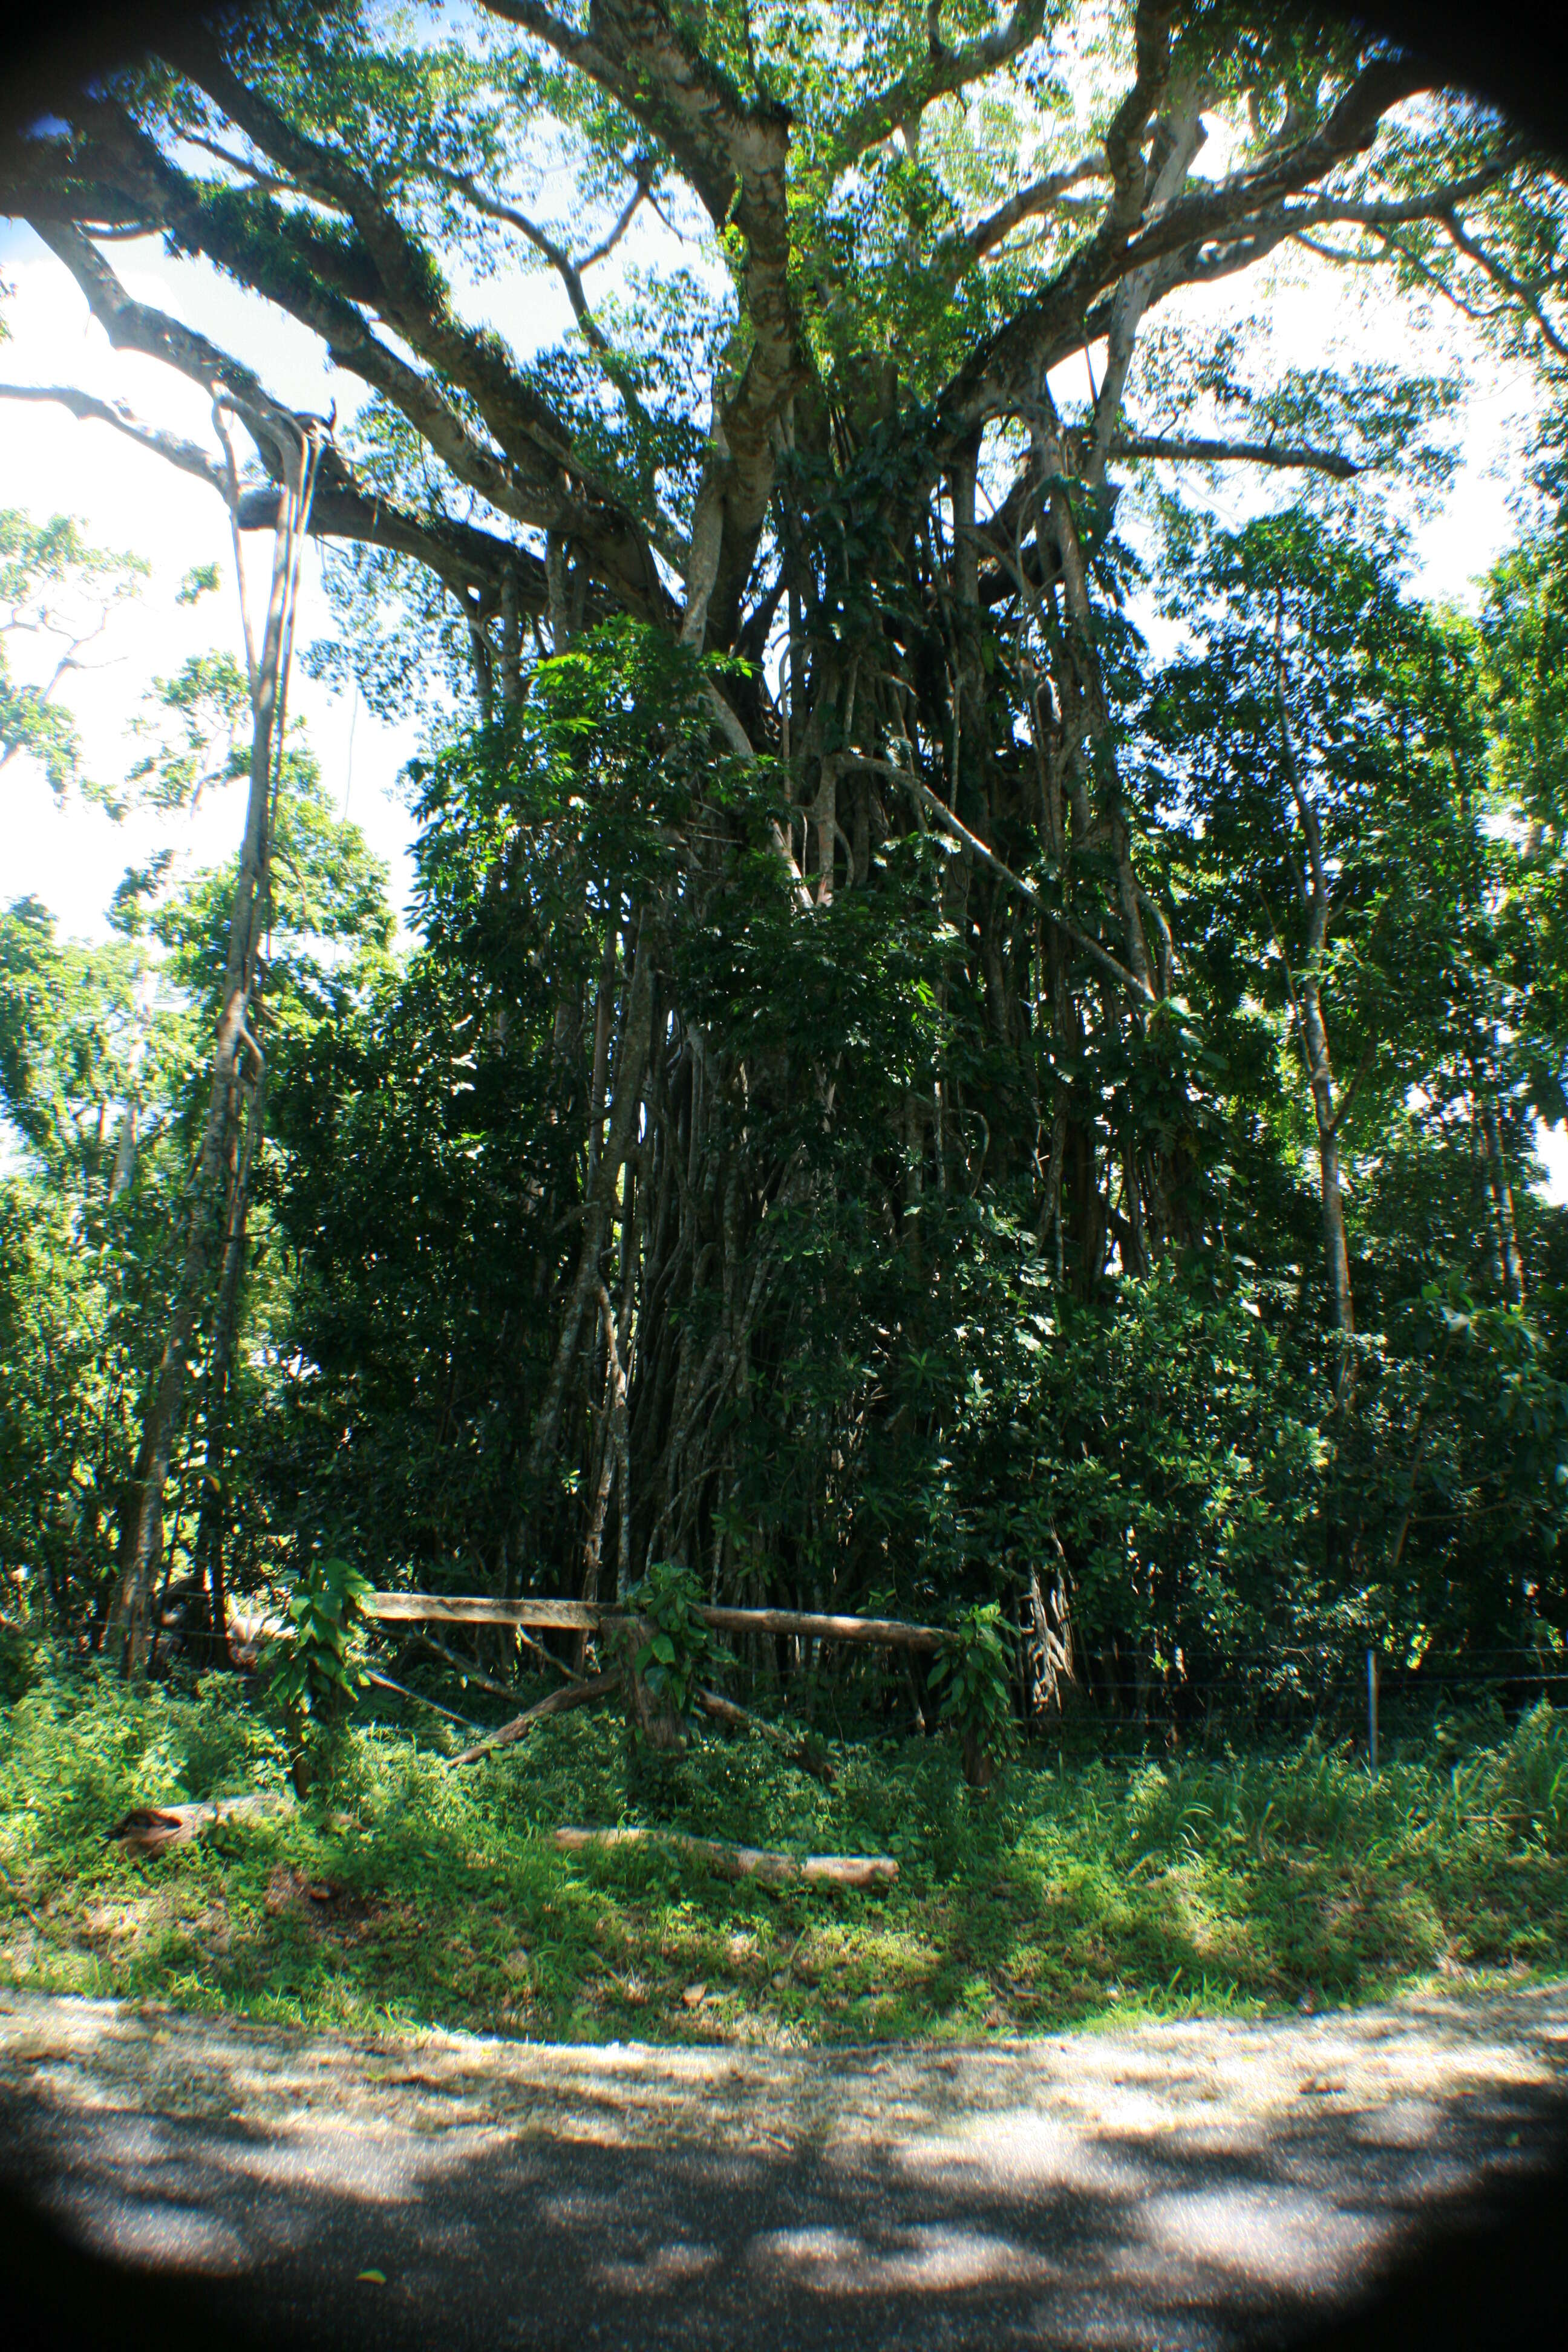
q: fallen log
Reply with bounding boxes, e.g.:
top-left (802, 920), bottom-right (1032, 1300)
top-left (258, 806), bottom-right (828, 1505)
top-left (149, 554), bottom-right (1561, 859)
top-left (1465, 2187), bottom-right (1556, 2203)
top-left (695, 1688), bottom-right (835, 1784)
top-left (226, 1607), bottom-right (289, 1666)
top-left (107, 1793), bottom-right (291, 1855)
top-left (450, 1669), bottom-right (621, 1765)
top-left (552, 1826), bottom-right (897, 1888)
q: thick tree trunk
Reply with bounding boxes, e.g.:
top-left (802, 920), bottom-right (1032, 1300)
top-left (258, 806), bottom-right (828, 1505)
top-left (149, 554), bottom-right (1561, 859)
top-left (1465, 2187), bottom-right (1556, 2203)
top-left (617, 1612), bottom-right (686, 1754)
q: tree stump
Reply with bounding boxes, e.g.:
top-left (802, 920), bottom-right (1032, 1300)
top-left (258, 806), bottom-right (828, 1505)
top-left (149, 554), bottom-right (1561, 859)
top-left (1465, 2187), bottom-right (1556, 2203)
top-left (615, 1616), bottom-right (686, 1754)
top-left (961, 1728), bottom-right (996, 1790)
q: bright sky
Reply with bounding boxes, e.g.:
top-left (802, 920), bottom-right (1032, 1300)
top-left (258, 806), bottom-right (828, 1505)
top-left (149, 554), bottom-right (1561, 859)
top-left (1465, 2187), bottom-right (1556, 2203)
top-left (1, 94), bottom-right (1562, 1195)
top-left (0, 217), bottom-right (422, 941)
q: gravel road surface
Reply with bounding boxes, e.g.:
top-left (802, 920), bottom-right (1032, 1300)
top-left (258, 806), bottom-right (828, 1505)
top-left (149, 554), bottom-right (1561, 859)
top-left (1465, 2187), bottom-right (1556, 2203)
top-left (2, 1981), bottom-right (1566, 2348)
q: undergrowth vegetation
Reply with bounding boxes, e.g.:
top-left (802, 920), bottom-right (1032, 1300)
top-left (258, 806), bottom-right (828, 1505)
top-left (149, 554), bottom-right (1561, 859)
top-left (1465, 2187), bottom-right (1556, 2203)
top-left (3, 1655), bottom-right (1566, 2047)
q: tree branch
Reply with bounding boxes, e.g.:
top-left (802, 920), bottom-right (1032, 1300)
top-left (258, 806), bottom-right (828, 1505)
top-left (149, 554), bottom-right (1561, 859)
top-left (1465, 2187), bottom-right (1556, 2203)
top-left (831, 1), bottom-right (1048, 165)
top-left (177, 130), bottom-right (293, 194)
top-left (428, 163), bottom-right (652, 356)
top-left (8, 220), bottom-right (540, 615)
top-left (25, 217), bottom-right (306, 471)
top-left (0, 382), bottom-right (227, 492)
top-left (483, 0), bottom-right (769, 229)
top-left (960, 153), bottom-right (1109, 267)
top-left (149, 39), bottom-right (582, 465)
top-left (1438, 204), bottom-right (1568, 359)
top-left (941, 49), bottom-right (1436, 451)
top-left (0, 365), bottom-right (535, 625)
top-left (482, 0), bottom-right (802, 645)
top-left (144, 34), bottom-right (670, 613)
top-left (439, 168), bottom-right (613, 348)
top-left (579, 169), bottom-right (653, 268)
top-left (1110, 431), bottom-right (1357, 478)
top-left (236, 482), bottom-right (543, 616)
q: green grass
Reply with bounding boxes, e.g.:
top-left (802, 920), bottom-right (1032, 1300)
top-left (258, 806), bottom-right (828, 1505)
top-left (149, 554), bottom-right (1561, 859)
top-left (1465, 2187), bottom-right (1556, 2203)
top-left (3, 1650), bottom-right (1567, 2045)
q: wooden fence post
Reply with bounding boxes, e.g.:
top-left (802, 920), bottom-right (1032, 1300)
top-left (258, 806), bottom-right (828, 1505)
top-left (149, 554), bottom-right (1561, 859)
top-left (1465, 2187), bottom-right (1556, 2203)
top-left (1367, 1647), bottom-right (1380, 1778)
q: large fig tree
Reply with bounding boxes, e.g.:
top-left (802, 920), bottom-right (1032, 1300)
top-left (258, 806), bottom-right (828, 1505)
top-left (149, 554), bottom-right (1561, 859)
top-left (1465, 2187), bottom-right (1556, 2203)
top-left (5, 0), bottom-right (1562, 1655)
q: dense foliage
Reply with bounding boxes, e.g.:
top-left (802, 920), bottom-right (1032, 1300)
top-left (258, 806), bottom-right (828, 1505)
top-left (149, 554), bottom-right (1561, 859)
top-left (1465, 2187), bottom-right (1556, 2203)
top-left (3, 1), bottom-right (1568, 1743)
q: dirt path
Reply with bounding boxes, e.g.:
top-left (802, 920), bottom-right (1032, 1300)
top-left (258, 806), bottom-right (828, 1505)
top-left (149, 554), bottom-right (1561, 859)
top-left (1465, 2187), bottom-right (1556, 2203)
top-left (3, 1981), bottom-right (1567, 2348)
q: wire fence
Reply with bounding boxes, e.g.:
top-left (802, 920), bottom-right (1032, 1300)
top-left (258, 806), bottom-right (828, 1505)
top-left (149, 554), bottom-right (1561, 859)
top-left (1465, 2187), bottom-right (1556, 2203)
top-left (1013, 1645), bottom-right (1568, 1760)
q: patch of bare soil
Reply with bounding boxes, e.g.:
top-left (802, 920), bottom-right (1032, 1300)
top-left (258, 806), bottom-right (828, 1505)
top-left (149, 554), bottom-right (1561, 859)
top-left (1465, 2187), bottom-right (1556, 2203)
top-left (261, 1867), bottom-right (393, 1942)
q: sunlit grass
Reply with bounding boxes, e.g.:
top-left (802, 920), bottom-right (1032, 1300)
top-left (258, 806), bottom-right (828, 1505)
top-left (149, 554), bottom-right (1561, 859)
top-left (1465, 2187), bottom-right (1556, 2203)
top-left (2, 1652), bottom-right (1566, 2045)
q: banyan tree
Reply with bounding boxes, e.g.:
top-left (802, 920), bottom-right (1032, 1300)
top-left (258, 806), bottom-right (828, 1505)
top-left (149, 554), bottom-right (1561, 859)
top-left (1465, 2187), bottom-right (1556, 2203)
top-left (5, 1), bottom-right (1560, 1669)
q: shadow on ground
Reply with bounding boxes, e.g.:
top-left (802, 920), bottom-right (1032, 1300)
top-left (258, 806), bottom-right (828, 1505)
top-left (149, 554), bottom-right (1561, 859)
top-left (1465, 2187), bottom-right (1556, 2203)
top-left (2, 1985), bottom-right (1566, 2350)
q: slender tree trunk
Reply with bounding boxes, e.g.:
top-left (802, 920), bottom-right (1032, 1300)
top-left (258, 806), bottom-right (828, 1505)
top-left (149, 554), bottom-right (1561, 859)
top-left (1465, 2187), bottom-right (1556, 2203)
top-left (1273, 622), bottom-right (1356, 1398)
top-left (108, 1096), bottom-right (139, 1203)
top-left (1480, 1084), bottom-right (1526, 1305)
top-left (192, 1057), bottom-right (267, 1664)
top-left (1285, 961), bottom-right (1357, 1406)
top-left (106, 440), bottom-right (312, 1674)
top-left (1316, 1105), bottom-right (1356, 1354)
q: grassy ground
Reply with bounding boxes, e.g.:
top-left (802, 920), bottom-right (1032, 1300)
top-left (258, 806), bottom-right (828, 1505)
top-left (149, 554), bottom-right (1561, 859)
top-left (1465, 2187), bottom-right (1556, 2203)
top-left (3, 1649), bottom-right (1567, 2046)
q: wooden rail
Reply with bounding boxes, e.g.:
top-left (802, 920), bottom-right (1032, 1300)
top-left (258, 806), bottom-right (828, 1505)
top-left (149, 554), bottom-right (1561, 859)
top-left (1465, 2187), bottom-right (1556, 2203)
top-left (365, 1592), bottom-right (946, 1653)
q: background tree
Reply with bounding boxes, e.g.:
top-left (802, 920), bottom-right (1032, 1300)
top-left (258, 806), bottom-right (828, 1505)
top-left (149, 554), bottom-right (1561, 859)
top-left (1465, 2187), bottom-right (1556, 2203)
top-left (0, 715), bottom-right (393, 1656)
top-left (0, 509), bottom-right (145, 800)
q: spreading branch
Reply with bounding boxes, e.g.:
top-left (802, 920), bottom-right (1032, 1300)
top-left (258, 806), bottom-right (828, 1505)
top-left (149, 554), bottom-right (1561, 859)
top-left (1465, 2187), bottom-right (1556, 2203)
top-left (431, 160), bottom-right (651, 354)
top-left (27, 84), bottom-right (668, 614)
top-left (831, 1), bottom-right (1049, 165)
top-left (961, 154), bottom-right (1110, 266)
top-left (1437, 204), bottom-right (1568, 360)
top-left (946, 50), bottom-right (1436, 440)
top-left (1109, 431), bottom-right (1358, 478)
top-left (0, 382), bottom-right (226, 492)
top-left (486, 0), bottom-right (801, 642)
